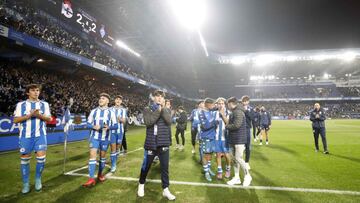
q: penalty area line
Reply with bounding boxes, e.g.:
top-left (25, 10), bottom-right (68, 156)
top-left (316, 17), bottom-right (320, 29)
top-left (64, 172), bottom-right (360, 196)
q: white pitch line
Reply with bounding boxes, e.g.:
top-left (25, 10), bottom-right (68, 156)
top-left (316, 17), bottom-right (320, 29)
top-left (65, 172), bottom-right (360, 196)
top-left (64, 147), bottom-right (143, 175)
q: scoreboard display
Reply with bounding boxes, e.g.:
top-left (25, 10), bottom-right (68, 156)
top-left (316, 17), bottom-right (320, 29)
top-left (33, 0), bottom-right (115, 47)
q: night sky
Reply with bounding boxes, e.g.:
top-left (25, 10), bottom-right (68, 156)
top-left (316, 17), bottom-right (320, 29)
top-left (202, 0), bottom-right (360, 54)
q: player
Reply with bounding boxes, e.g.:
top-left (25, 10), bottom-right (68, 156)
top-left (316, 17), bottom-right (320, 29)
top-left (174, 106), bottom-right (187, 151)
top-left (198, 98), bottom-right (218, 182)
top-left (189, 101), bottom-right (204, 157)
top-left (110, 95), bottom-right (126, 173)
top-left (252, 107), bottom-right (261, 141)
top-left (259, 106), bottom-right (271, 145)
top-left (214, 98), bottom-right (231, 179)
top-left (137, 90), bottom-right (175, 200)
top-left (13, 84), bottom-right (52, 193)
top-left (83, 93), bottom-right (118, 187)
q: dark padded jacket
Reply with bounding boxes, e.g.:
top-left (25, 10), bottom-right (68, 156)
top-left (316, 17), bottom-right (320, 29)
top-left (143, 104), bottom-right (172, 150)
top-left (176, 111), bottom-right (187, 131)
top-left (310, 108), bottom-right (326, 128)
top-left (226, 104), bottom-right (248, 145)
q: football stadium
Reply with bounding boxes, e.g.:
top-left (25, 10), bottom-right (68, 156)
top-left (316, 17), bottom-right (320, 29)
top-left (0, 0), bottom-right (360, 202)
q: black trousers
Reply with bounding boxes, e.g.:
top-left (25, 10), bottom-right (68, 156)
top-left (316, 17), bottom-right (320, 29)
top-left (175, 129), bottom-right (185, 145)
top-left (313, 127), bottom-right (328, 151)
top-left (252, 122), bottom-right (258, 138)
top-left (191, 127), bottom-right (198, 146)
top-left (121, 132), bottom-right (127, 151)
top-left (139, 147), bottom-right (170, 188)
top-left (245, 127), bottom-right (251, 163)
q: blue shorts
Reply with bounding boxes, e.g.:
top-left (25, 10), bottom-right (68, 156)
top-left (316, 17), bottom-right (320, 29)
top-left (110, 133), bottom-right (123, 144)
top-left (19, 136), bottom-right (47, 155)
top-left (89, 137), bottom-right (109, 152)
top-left (260, 124), bottom-right (270, 131)
top-left (200, 139), bottom-right (215, 154)
top-left (214, 139), bottom-right (229, 153)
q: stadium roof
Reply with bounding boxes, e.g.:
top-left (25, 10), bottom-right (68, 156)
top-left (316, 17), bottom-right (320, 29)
top-left (78, 0), bottom-right (360, 98)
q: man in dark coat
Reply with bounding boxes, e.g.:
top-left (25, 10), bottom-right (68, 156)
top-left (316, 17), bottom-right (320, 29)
top-left (220, 97), bottom-right (252, 187)
top-left (310, 103), bottom-right (329, 154)
top-left (137, 90), bottom-right (175, 200)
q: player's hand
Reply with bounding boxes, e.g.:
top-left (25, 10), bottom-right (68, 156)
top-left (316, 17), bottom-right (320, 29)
top-left (220, 109), bottom-right (225, 117)
top-left (29, 109), bottom-right (37, 117)
top-left (103, 125), bottom-right (109, 131)
top-left (93, 125), bottom-right (101, 130)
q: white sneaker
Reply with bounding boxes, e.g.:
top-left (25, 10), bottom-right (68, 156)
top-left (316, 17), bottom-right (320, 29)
top-left (191, 149), bottom-right (195, 154)
top-left (254, 138), bottom-right (257, 142)
top-left (266, 141), bottom-right (269, 145)
top-left (180, 145), bottom-right (184, 151)
top-left (227, 177), bottom-right (241, 185)
top-left (243, 174), bottom-right (252, 187)
top-left (162, 187), bottom-right (176, 200)
top-left (259, 142), bottom-right (263, 146)
top-left (137, 184), bottom-right (144, 197)
top-left (245, 163), bottom-right (251, 170)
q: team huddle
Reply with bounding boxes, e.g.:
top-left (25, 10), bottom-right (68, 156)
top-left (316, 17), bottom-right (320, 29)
top-left (14, 85), bottom-right (273, 201)
top-left (188, 96), bottom-right (272, 187)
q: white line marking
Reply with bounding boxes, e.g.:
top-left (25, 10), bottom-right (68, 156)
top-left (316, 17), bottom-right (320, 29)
top-left (125, 147), bottom-right (143, 154)
top-left (65, 172), bottom-right (360, 196)
top-left (64, 147), bottom-right (143, 175)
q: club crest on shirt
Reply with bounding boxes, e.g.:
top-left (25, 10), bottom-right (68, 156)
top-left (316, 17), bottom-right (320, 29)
top-left (147, 150), bottom-right (153, 155)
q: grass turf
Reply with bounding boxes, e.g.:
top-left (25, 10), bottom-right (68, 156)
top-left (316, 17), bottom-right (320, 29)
top-left (0, 120), bottom-right (359, 202)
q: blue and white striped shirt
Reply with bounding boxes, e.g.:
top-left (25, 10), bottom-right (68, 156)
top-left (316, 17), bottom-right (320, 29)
top-left (87, 107), bottom-right (117, 141)
top-left (14, 100), bottom-right (51, 138)
top-left (110, 106), bottom-right (127, 135)
top-left (215, 109), bottom-right (229, 141)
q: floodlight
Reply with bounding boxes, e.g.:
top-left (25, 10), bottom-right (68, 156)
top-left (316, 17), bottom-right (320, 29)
top-left (169, 0), bottom-right (207, 29)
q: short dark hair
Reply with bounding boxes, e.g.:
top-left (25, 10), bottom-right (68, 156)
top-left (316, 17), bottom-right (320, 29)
top-left (153, 90), bottom-right (165, 97)
top-left (227, 97), bottom-right (238, 104)
top-left (25, 84), bottom-right (42, 93)
top-left (115, 95), bottom-right (123, 100)
top-left (177, 106), bottom-right (184, 110)
top-left (204, 98), bottom-right (215, 104)
top-left (165, 99), bottom-right (171, 103)
top-left (197, 100), bottom-right (204, 105)
top-left (241, 95), bottom-right (250, 102)
top-left (99, 93), bottom-right (110, 100)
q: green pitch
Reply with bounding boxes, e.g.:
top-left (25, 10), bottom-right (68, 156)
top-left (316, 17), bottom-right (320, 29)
top-left (0, 120), bottom-right (360, 202)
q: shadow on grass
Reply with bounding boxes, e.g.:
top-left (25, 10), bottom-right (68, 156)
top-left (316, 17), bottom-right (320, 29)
top-left (266, 144), bottom-right (299, 155)
top-left (251, 149), bottom-right (270, 162)
top-left (330, 153), bottom-right (360, 164)
top-left (251, 170), bottom-right (303, 203)
top-left (1, 174), bottom-right (81, 203)
top-left (46, 152), bottom-right (89, 168)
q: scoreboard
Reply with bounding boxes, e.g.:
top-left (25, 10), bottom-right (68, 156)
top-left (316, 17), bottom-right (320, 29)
top-left (33, 0), bottom-right (115, 47)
